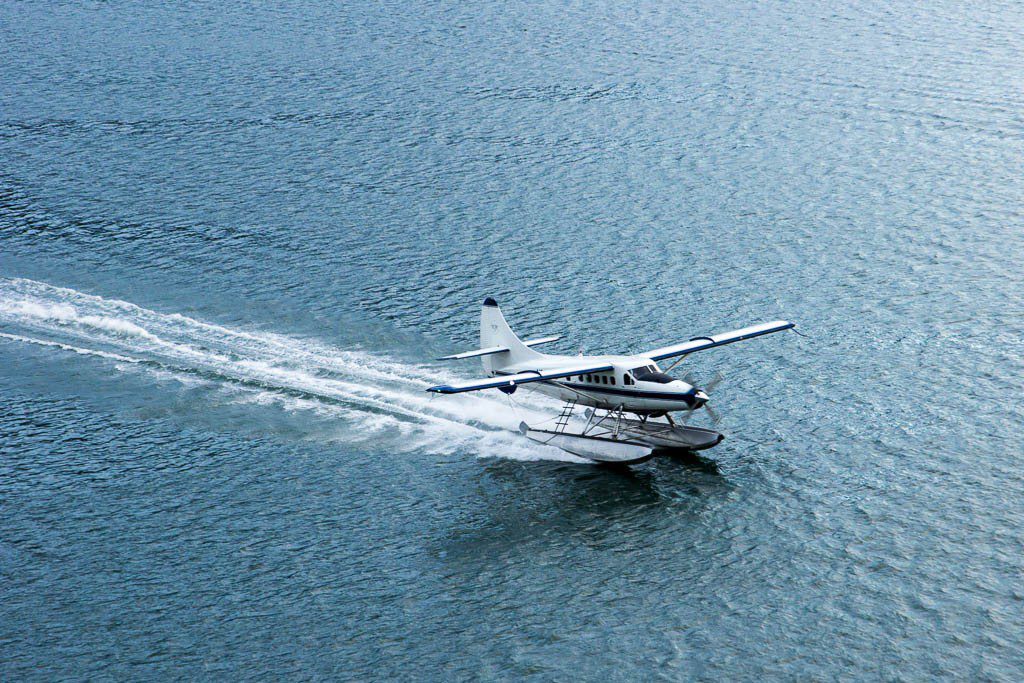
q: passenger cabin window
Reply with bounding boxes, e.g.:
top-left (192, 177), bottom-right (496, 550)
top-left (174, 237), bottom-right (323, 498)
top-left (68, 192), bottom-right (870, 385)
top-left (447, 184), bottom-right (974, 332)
top-left (610, 375), bottom-right (616, 385)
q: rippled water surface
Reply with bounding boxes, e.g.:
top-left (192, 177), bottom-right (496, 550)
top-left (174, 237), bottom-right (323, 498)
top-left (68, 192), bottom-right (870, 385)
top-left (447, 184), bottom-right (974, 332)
top-left (2, 1), bottom-right (1023, 679)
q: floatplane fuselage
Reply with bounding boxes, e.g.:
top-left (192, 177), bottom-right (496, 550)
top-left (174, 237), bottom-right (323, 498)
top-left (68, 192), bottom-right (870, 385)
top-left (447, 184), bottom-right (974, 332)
top-left (491, 354), bottom-right (706, 416)
top-left (428, 298), bottom-right (794, 463)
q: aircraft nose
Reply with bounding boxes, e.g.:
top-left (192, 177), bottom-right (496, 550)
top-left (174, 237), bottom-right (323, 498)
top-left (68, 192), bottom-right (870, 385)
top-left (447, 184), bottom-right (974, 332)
top-left (683, 387), bottom-right (709, 408)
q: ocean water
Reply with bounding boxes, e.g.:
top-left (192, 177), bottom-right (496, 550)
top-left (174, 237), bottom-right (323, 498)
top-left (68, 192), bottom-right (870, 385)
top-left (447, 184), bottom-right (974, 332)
top-left (2, 1), bottom-right (1023, 679)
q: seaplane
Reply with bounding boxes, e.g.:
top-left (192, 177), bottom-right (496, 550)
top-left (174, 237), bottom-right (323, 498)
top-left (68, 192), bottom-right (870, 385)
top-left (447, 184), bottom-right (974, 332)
top-left (427, 298), bottom-right (795, 464)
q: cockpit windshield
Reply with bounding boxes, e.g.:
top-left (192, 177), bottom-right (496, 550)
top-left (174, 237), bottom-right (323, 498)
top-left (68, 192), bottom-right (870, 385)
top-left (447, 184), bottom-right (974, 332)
top-left (631, 365), bottom-right (674, 384)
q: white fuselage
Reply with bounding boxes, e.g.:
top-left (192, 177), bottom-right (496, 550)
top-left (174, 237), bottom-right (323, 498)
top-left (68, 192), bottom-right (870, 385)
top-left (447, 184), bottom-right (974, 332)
top-left (493, 354), bottom-right (705, 415)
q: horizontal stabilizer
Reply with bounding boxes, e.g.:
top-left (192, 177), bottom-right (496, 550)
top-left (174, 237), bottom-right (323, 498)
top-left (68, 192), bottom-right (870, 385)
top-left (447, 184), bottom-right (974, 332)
top-left (437, 345), bottom-right (508, 361)
top-left (437, 335), bottom-right (561, 361)
top-left (523, 335), bottom-right (562, 348)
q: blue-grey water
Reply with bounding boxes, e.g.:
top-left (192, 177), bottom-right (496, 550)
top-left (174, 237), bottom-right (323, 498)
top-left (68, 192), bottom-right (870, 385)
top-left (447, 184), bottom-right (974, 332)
top-left (2, 1), bottom-right (1023, 680)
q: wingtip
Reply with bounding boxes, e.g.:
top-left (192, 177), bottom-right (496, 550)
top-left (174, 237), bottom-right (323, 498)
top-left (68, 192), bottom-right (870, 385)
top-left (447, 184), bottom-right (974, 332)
top-left (483, 297), bottom-right (498, 307)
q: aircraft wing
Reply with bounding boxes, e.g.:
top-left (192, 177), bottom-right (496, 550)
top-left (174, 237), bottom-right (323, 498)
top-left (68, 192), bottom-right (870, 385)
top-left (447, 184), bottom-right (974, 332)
top-left (644, 320), bottom-right (795, 362)
top-left (427, 361), bottom-right (614, 394)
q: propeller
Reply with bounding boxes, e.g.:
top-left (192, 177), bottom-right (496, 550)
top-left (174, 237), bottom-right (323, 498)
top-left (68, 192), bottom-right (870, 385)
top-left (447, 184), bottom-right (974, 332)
top-left (679, 370), bottom-right (724, 425)
top-left (704, 372), bottom-right (725, 393)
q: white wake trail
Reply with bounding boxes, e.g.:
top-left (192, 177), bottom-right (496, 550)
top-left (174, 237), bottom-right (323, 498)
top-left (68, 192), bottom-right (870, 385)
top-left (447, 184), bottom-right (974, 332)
top-left (0, 277), bottom-right (581, 462)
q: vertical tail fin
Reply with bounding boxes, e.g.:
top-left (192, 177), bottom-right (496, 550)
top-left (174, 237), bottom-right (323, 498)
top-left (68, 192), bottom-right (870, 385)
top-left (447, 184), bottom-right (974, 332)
top-left (480, 298), bottom-right (540, 373)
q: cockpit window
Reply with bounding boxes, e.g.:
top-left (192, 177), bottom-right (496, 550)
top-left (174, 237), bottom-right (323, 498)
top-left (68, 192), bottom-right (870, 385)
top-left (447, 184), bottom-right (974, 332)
top-left (632, 365), bottom-right (674, 384)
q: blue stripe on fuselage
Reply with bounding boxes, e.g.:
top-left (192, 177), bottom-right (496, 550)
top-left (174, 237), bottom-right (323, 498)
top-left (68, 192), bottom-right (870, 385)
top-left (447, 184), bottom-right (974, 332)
top-left (549, 381), bottom-right (697, 405)
top-left (491, 372), bottom-right (696, 405)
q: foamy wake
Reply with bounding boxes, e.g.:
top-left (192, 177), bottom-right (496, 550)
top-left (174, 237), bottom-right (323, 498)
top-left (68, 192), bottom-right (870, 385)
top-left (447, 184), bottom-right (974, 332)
top-left (0, 277), bottom-right (584, 462)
